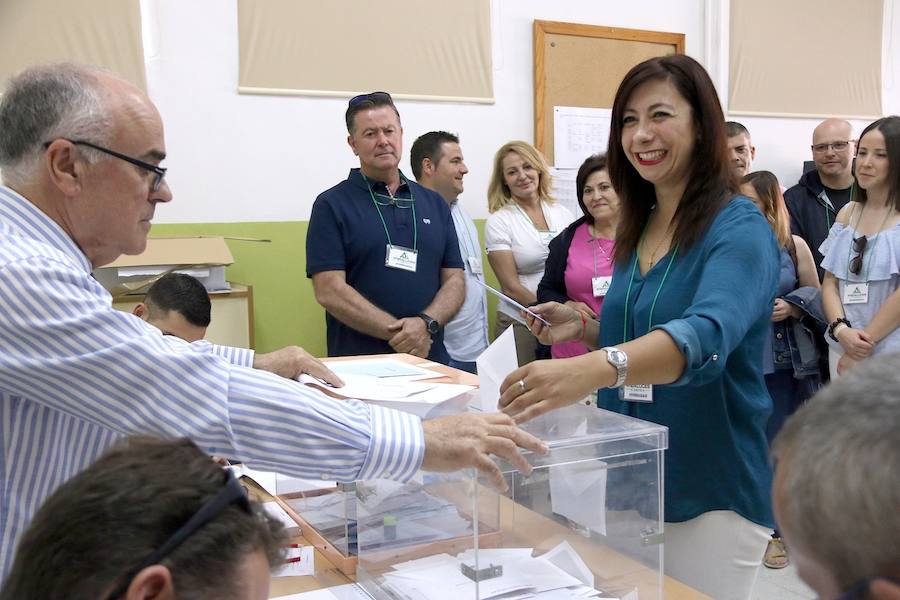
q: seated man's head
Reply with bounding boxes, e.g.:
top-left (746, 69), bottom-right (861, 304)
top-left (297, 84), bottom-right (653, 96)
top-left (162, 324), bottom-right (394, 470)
top-left (772, 355), bottom-right (900, 600)
top-left (725, 121), bottom-right (755, 178)
top-left (133, 272), bottom-right (211, 342)
top-left (0, 436), bottom-right (285, 600)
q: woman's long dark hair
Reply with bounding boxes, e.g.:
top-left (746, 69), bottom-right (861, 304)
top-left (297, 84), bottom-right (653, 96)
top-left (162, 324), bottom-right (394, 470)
top-left (608, 54), bottom-right (737, 263)
top-left (855, 115), bottom-right (900, 211)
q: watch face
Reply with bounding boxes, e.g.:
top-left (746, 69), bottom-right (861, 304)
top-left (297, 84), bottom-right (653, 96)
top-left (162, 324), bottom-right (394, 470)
top-left (608, 349), bottom-right (626, 365)
top-left (427, 320), bottom-right (439, 334)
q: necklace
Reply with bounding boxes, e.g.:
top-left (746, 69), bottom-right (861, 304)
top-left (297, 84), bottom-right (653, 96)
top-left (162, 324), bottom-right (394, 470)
top-left (589, 224), bottom-right (613, 262)
top-left (643, 208), bottom-right (674, 268)
top-left (644, 229), bottom-right (673, 268)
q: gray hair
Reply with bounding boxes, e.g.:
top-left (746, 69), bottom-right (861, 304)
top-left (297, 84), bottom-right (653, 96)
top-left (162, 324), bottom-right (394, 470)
top-left (0, 62), bottom-right (114, 186)
top-left (772, 354), bottom-right (900, 589)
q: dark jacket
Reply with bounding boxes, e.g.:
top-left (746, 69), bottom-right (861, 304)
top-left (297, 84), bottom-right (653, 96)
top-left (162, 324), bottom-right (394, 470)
top-left (537, 216), bottom-right (588, 304)
top-left (784, 169), bottom-right (852, 281)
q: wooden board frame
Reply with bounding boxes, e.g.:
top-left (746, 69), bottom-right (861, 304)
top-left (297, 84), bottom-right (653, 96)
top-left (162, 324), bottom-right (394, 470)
top-left (533, 20), bottom-right (685, 163)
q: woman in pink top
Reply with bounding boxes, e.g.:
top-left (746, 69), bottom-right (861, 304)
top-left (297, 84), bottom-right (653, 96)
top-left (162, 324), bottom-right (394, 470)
top-left (537, 154), bottom-right (621, 357)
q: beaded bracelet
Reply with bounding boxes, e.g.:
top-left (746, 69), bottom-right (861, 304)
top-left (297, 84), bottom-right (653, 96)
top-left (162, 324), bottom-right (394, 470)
top-left (828, 317), bottom-right (851, 342)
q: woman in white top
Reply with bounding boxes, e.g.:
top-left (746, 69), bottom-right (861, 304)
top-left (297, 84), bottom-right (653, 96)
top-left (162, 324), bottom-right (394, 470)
top-left (485, 141), bottom-right (575, 364)
top-left (822, 115), bottom-right (900, 377)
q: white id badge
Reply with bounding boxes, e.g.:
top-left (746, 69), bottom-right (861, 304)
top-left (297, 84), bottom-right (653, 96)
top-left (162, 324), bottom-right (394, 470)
top-left (467, 256), bottom-right (483, 275)
top-left (621, 384), bottom-right (653, 403)
top-left (539, 230), bottom-right (557, 245)
top-left (842, 283), bottom-right (869, 304)
top-left (385, 245), bottom-right (418, 272)
top-left (592, 276), bottom-right (612, 297)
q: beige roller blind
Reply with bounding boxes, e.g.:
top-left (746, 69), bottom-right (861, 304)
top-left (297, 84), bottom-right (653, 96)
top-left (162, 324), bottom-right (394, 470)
top-left (237, 0), bottom-right (494, 103)
top-left (0, 0), bottom-right (146, 91)
top-left (729, 0), bottom-right (882, 118)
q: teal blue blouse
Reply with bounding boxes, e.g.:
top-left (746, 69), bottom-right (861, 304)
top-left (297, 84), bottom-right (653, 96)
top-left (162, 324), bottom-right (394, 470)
top-left (599, 197), bottom-right (779, 527)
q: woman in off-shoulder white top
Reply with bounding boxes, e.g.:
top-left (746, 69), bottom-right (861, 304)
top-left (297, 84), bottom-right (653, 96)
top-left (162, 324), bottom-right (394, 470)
top-left (821, 116), bottom-right (900, 378)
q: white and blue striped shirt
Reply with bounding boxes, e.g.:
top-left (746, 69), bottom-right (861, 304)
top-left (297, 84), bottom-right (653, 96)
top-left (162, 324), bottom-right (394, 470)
top-left (0, 186), bottom-right (425, 578)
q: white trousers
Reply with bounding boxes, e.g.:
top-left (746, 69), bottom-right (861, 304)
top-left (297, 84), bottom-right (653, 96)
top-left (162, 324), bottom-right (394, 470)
top-left (665, 510), bottom-right (772, 600)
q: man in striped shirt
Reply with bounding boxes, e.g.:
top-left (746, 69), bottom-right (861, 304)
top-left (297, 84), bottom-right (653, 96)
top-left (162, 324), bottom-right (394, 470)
top-left (0, 63), bottom-right (545, 579)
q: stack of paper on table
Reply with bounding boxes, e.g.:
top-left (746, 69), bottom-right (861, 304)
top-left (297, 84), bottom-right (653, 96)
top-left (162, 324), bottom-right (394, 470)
top-left (298, 358), bottom-right (474, 418)
top-left (373, 541), bottom-right (623, 600)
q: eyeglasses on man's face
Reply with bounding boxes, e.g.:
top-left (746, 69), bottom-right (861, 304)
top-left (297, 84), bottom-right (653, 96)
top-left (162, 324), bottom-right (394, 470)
top-left (44, 139), bottom-right (167, 192)
top-left (811, 141), bottom-right (852, 154)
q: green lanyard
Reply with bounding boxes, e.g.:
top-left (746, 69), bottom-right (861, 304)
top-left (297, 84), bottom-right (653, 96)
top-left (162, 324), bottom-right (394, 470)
top-left (845, 202), bottom-right (891, 281)
top-left (363, 173), bottom-right (418, 251)
top-left (622, 230), bottom-right (679, 343)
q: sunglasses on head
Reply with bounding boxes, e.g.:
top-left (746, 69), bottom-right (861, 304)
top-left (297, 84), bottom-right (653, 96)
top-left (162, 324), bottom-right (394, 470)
top-left (104, 469), bottom-right (251, 600)
top-left (348, 91), bottom-right (393, 107)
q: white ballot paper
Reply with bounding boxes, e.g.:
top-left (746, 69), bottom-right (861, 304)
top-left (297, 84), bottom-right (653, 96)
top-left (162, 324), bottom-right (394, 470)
top-left (377, 542), bottom-right (600, 600)
top-left (472, 279), bottom-right (551, 326)
top-left (474, 326), bottom-right (518, 412)
top-left (550, 460), bottom-right (608, 535)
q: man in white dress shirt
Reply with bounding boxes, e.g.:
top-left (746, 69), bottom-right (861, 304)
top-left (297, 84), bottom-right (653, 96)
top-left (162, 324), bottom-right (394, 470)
top-left (411, 131), bottom-right (489, 373)
top-left (0, 63), bottom-right (544, 579)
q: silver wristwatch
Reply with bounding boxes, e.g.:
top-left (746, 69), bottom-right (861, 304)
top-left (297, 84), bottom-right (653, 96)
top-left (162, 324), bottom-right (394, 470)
top-left (600, 346), bottom-right (628, 388)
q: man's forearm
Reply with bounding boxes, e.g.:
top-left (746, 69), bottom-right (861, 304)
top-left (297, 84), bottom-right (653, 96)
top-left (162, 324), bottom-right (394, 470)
top-left (422, 270), bottom-right (465, 325)
top-left (317, 279), bottom-right (397, 340)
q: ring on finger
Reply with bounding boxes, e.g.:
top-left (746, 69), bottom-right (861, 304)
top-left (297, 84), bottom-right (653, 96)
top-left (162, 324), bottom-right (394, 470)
top-left (517, 379), bottom-right (526, 393)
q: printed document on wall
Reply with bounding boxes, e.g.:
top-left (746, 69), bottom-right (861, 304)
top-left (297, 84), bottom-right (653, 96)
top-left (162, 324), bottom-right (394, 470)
top-left (549, 167), bottom-right (578, 219)
top-left (553, 106), bottom-right (613, 169)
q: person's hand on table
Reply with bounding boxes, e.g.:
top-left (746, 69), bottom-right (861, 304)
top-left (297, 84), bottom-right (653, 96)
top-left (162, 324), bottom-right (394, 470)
top-left (422, 412), bottom-right (548, 492)
top-left (498, 355), bottom-right (602, 423)
top-left (771, 298), bottom-right (800, 322)
top-left (835, 327), bottom-right (875, 360)
top-left (253, 346), bottom-right (344, 387)
top-left (523, 301), bottom-right (583, 346)
top-left (388, 317), bottom-right (432, 358)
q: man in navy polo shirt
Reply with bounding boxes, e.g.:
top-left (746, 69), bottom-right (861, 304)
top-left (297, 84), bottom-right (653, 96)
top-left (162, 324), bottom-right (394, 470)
top-left (306, 92), bottom-right (465, 362)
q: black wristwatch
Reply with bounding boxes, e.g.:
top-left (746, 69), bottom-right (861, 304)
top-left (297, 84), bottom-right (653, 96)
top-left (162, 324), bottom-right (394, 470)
top-left (418, 313), bottom-right (440, 335)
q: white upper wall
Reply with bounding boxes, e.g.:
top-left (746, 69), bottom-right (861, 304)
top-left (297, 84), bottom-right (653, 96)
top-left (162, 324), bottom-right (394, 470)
top-left (143, 0), bottom-right (900, 224)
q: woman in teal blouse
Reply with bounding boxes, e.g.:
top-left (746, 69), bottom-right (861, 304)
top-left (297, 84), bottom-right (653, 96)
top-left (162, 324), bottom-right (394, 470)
top-left (498, 55), bottom-right (779, 600)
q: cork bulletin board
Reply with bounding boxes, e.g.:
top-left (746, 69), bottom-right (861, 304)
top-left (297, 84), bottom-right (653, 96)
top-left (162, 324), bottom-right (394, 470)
top-left (533, 20), bottom-right (685, 162)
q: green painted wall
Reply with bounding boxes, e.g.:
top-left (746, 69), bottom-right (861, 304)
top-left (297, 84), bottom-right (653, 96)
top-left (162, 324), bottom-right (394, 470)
top-left (150, 221), bottom-right (501, 354)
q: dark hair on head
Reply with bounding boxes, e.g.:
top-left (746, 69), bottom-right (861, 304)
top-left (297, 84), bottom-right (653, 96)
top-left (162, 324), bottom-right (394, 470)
top-left (0, 436), bottom-right (286, 600)
top-left (410, 131), bottom-right (460, 180)
top-left (855, 115), bottom-right (900, 211)
top-left (741, 171), bottom-right (791, 248)
top-left (345, 91), bottom-right (401, 134)
top-left (575, 154), bottom-right (609, 224)
top-left (725, 121), bottom-right (750, 139)
top-left (607, 54), bottom-right (736, 263)
top-left (145, 272), bottom-right (212, 327)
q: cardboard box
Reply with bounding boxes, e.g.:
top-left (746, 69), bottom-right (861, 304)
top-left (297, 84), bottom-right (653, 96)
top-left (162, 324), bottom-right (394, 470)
top-left (94, 236), bottom-right (234, 295)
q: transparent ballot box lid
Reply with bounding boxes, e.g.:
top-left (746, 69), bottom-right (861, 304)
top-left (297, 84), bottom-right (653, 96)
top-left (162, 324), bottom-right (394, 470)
top-left (355, 404), bottom-right (668, 600)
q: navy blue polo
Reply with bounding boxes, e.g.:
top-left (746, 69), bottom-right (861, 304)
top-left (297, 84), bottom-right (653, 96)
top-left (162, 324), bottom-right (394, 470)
top-left (306, 169), bottom-right (463, 361)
